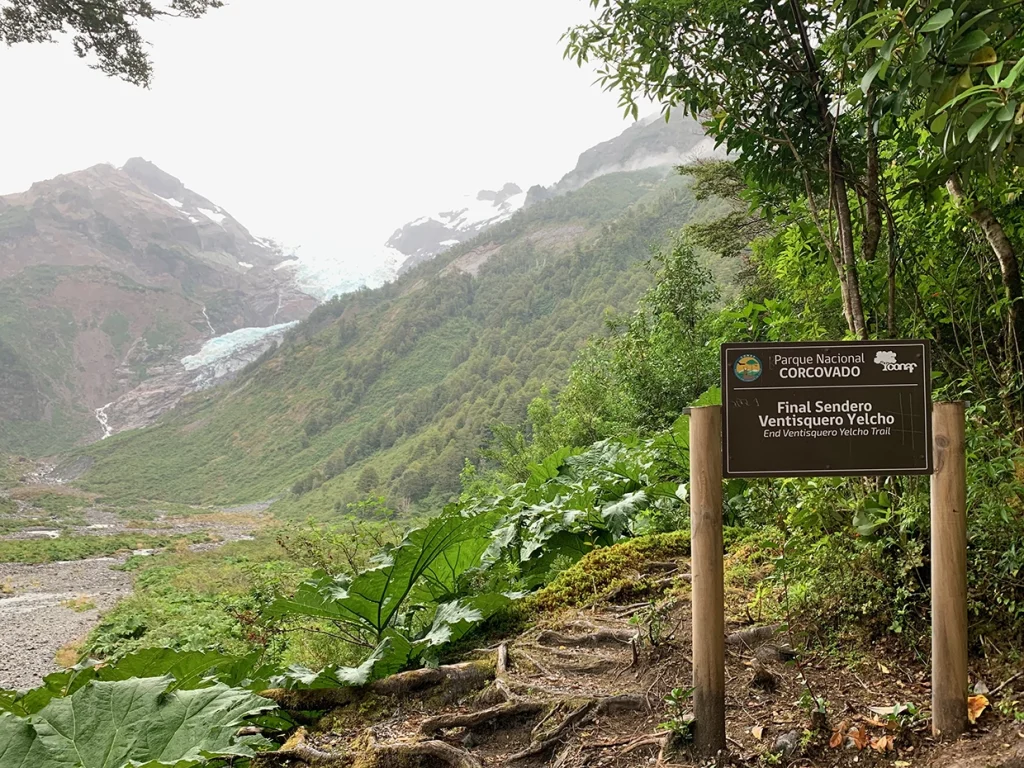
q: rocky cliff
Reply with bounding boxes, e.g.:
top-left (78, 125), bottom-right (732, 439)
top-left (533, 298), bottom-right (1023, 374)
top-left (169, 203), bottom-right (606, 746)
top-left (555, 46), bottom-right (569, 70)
top-left (0, 159), bottom-right (317, 455)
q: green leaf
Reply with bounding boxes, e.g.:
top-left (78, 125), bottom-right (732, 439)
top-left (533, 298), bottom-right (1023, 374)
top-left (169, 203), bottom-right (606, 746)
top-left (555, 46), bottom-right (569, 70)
top-left (996, 100), bottom-right (1017, 122)
top-left (986, 61), bottom-right (1005, 84)
top-left (601, 490), bottom-right (647, 535)
top-left (920, 9), bottom-right (953, 33)
top-left (0, 713), bottom-right (49, 767)
top-left (418, 594), bottom-right (514, 648)
top-left (269, 509), bottom-right (502, 638)
top-left (999, 56), bottom-right (1024, 89)
top-left (967, 108), bottom-right (997, 142)
top-left (11, 677), bottom-right (275, 768)
top-left (861, 58), bottom-right (885, 93)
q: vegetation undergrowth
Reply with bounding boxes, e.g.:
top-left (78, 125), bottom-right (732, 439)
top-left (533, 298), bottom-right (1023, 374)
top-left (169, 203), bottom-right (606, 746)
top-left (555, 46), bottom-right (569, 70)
top-left (0, 531), bottom-right (214, 564)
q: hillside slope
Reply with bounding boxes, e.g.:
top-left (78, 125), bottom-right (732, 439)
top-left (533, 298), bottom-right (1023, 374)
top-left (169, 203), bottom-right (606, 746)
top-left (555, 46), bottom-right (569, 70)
top-left (0, 159), bottom-right (315, 455)
top-left (76, 166), bottom-right (729, 509)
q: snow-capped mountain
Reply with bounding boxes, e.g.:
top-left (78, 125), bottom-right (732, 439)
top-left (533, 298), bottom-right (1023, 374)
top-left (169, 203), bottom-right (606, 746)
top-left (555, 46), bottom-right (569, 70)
top-left (386, 183), bottom-right (526, 272)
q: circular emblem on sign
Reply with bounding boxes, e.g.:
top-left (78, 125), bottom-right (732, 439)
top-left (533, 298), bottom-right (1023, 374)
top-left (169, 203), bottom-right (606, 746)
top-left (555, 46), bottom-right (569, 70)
top-left (733, 354), bottom-right (762, 382)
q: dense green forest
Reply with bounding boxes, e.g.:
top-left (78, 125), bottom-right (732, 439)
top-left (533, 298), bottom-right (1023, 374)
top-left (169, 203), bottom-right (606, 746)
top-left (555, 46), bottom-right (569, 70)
top-left (5, 0), bottom-right (1024, 765)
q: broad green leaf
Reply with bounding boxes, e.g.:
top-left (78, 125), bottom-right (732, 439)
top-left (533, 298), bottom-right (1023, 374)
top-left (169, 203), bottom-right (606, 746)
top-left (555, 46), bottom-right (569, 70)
top-left (273, 634), bottom-right (413, 690)
top-left (271, 509), bottom-right (501, 638)
top-left (967, 108), bottom-right (997, 142)
top-left (527, 446), bottom-right (585, 486)
top-left (920, 9), bottom-right (953, 33)
top-left (949, 30), bottom-right (990, 59)
top-left (418, 594), bottom-right (514, 648)
top-left (996, 100), bottom-right (1017, 122)
top-left (861, 58), bottom-right (885, 93)
top-left (21, 677), bottom-right (275, 767)
top-left (0, 712), bottom-right (49, 767)
top-left (602, 490), bottom-right (647, 535)
top-left (987, 61), bottom-right (1005, 84)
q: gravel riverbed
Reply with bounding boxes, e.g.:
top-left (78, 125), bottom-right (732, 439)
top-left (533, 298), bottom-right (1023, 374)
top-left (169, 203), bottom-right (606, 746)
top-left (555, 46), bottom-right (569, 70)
top-left (0, 501), bottom-right (270, 691)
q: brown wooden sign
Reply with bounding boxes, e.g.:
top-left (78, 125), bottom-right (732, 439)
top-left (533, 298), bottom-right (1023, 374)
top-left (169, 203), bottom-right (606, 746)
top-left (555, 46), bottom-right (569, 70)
top-left (721, 340), bottom-right (932, 477)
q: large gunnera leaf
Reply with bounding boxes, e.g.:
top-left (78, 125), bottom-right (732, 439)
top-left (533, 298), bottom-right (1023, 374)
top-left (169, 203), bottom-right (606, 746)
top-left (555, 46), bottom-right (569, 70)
top-left (1, 676), bottom-right (275, 768)
top-left (269, 507), bottom-right (501, 639)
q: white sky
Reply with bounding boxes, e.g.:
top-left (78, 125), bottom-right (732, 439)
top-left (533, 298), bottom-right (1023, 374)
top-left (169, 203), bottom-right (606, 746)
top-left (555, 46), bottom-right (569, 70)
top-left (0, 0), bottom-right (650, 259)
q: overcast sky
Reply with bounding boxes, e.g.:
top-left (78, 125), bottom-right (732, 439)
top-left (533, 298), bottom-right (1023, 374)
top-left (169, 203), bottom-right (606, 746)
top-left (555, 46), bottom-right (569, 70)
top-left (0, 0), bottom-right (649, 260)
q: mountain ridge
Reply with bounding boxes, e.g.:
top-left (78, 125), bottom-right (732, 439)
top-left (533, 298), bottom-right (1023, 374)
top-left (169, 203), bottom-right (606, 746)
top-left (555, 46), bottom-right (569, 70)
top-left (0, 158), bottom-right (317, 455)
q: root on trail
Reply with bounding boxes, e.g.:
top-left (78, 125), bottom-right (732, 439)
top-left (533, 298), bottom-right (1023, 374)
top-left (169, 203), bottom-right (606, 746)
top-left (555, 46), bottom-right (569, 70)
top-left (508, 694), bottom-right (648, 761)
top-left (260, 659), bottom-right (494, 711)
top-left (536, 627), bottom-right (638, 648)
top-left (368, 740), bottom-right (484, 768)
top-left (419, 700), bottom-right (546, 735)
top-left (255, 728), bottom-right (347, 767)
top-left (725, 624), bottom-right (781, 649)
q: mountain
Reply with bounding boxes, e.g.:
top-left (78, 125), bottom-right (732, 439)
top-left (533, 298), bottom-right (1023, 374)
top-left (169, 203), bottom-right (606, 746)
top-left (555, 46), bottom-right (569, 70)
top-left (384, 112), bottom-right (716, 275)
top-left (0, 158), bottom-right (318, 455)
top-left (386, 183), bottom-right (527, 274)
top-left (73, 161), bottom-right (733, 509)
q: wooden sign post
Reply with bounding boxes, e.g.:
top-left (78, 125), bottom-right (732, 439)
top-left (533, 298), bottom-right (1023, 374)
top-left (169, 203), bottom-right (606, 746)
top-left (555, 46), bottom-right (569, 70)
top-left (931, 401), bottom-right (968, 738)
top-left (690, 405), bottom-right (725, 756)
top-left (691, 341), bottom-right (970, 752)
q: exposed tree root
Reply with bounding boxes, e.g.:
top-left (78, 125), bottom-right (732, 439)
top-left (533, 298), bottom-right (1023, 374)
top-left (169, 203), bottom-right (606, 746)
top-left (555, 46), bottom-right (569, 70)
top-left (507, 694), bottom-right (648, 761)
top-left (496, 642), bottom-right (509, 677)
top-left (509, 701), bottom-right (596, 761)
top-left (366, 739), bottom-right (484, 768)
top-left (256, 728), bottom-right (349, 767)
top-left (536, 627), bottom-right (638, 647)
top-left (621, 732), bottom-right (671, 766)
top-left (725, 624), bottom-right (781, 649)
top-left (419, 700), bottom-right (546, 735)
top-left (260, 660), bottom-right (494, 711)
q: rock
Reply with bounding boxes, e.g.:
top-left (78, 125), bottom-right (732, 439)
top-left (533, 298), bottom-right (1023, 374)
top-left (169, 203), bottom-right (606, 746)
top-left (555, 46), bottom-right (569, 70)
top-left (773, 729), bottom-right (803, 758)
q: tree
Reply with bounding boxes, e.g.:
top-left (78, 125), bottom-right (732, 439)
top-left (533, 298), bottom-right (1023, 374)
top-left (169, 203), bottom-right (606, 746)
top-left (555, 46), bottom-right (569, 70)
top-left (1, 0), bottom-right (223, 86)
top-left (853, 0), bottom-right (1024, 377)
top-left (565, 0), bottom-right (879, 339)
top-left (356, 465), bottom-right (380, 493)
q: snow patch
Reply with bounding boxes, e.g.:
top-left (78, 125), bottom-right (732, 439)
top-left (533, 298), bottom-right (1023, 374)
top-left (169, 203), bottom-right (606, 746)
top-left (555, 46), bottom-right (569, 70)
top-left (197, 207), bottom-right (227, 225)
top-left (274, 259), bottom-right (300, 271)
top-left (238, 261), bottom-right (253, 269)
top-left (158, 196), bottom-right (184, 209)
top-left (439, 239), bottom-right (460, 246)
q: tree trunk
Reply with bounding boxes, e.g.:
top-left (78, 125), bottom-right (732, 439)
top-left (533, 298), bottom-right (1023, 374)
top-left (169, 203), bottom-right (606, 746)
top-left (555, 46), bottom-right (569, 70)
top-left (787, 0), bottom-right (868, 339)
top-left (831, 162), bottom-right (869, 339)
top-left (946, 174), bottom-right (1024, 380)
top-left (863, 71), bottom-right (883, 264)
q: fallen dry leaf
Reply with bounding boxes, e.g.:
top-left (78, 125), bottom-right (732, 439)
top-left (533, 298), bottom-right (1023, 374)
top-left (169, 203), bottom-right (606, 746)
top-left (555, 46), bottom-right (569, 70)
top-left (968, 694), bottom-right (989, 724)
top-left (850, 725), bottom-right (870, 750)
top-left (830, 720), bottom-right (848, 749)
top-left (751, 726), bottom-right (763, 740)
top-left (870, 734), bottom-right (895, 753)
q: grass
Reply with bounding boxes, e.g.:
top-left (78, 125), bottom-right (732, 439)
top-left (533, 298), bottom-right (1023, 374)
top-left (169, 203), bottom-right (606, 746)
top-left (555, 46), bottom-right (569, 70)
top-left (0, 532), bottom-right (214, 564)
top-left (84, 533), bottom-right (307, 661)
top-left (60, 596), bottom-right (97, 612)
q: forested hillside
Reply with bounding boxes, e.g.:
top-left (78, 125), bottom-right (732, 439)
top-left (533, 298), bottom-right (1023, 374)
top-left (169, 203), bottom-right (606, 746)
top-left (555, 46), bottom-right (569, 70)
top-left (76, 168), bottom-right (731, 509)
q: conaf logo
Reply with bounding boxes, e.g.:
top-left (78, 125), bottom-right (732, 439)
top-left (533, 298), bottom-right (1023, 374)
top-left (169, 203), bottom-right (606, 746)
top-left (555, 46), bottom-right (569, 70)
top-left (874, 350), bottom-right (917, 373)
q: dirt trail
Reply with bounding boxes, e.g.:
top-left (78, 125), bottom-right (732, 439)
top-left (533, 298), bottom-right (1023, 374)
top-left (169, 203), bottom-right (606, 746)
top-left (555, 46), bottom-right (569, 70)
top-left (265, 549), bottom-right (1024, 768)
top-left (0, 502), bottom-right (270, 691)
